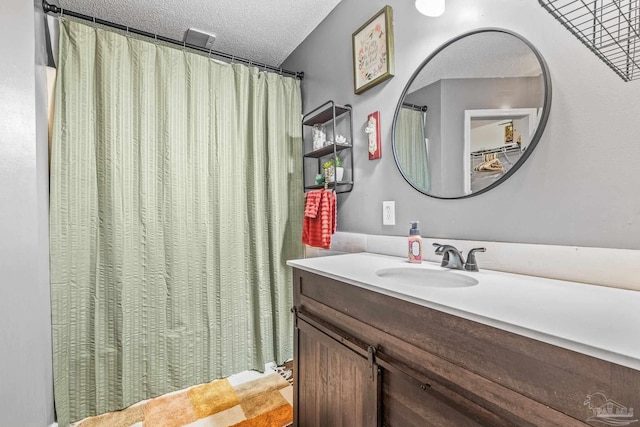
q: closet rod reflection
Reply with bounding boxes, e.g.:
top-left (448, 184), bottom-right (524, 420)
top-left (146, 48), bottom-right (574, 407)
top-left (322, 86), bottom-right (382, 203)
top-left (42, 0), bottom-right (305, 80)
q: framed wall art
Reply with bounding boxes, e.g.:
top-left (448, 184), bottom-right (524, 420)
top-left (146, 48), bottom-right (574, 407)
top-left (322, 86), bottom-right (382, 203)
top-left (352, 5), bottom-right (395, 95)
top-left (504, 122), bottom-right (514, 143)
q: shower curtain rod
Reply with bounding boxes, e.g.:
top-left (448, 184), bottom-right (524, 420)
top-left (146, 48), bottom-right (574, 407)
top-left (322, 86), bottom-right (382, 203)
top-left (42, 1), bottom-right (304, 80)
top-left (402, 102), bottom-right (428, 112)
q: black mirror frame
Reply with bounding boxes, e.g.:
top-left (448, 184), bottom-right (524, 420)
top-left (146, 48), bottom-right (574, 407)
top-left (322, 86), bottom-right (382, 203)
top-left (391, 28), bottom-right (552, 199)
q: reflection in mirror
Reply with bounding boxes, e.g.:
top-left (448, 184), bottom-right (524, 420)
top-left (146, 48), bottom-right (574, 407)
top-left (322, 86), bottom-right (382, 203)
top-left (392, 29), bottom-right (551, 199)
top-left (466, 108), bottom-right (538, 193)
top-left (395, 103), bottom-right (429, 191)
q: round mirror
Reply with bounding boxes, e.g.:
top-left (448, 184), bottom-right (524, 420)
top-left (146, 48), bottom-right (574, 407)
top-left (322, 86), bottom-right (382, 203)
top-left (392, 29), bottom-right (551, 199)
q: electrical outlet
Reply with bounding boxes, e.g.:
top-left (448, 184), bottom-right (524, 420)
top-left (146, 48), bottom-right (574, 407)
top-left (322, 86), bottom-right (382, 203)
top-left (382, 201), bottom-right (395, 225)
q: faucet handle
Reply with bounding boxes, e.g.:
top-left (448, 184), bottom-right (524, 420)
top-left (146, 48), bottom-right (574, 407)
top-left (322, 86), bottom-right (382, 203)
top-left (432, 242), bottom-right (456, 252)
top-left (464, 247), bottom-right (486, 272)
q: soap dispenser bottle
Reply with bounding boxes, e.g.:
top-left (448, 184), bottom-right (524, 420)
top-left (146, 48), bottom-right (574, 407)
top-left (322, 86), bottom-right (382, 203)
top-left (408, 221), bottom-right (423, 263)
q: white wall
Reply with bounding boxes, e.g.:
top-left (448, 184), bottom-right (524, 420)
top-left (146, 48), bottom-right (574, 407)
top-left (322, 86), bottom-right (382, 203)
top-left (471, 117), bottom-right (529, 151)
top-left (0, 0), bottom-right (55, 425)
top-left (471, 120), bottom-right (505, 151)
top-left (283, 0), bottom-right (640, 249)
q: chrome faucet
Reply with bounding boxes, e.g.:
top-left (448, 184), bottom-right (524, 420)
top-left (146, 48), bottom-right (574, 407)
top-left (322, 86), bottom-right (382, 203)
top-left (433, 243), bottom-right (486, 272)
top-left (433, 243), bottom-right (465, 270)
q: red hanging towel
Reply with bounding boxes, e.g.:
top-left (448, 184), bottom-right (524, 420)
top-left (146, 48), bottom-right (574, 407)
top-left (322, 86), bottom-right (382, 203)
top-left (302, 189), bottom-right (336, 249)
top-left (304, 190), bottom-right (321, 219)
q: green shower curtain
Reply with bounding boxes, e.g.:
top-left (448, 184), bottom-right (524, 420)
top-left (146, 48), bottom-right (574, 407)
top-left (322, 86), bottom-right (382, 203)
top-left (49, 19), bottom-right (303, 426)
top-left (396, 107), bottom-right (430, 191)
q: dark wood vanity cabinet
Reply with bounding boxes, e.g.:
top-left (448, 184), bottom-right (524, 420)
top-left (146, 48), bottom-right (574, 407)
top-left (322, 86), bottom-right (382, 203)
top-left (292, 268), bottom-right (640, 427)
top-left (296, 317), bottom-right (381, 426)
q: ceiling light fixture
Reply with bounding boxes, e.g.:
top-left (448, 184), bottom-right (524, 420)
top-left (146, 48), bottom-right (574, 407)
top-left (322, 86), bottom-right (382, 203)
top-left (415, 0), bottom-right (445, 17)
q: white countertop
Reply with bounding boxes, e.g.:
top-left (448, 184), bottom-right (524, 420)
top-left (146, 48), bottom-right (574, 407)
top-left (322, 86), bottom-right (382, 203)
top-left (288, 252), bottom-right (640, 371)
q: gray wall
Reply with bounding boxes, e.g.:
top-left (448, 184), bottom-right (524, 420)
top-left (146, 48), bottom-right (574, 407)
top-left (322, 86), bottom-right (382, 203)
top-left (0, 0), bottom-right (55, 425)
top-left (283, 0), bottom-right (640, 249)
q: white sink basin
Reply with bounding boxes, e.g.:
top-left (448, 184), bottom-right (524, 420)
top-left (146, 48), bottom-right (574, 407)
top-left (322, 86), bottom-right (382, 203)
top-left (376, 267), bottom-right (479, 288)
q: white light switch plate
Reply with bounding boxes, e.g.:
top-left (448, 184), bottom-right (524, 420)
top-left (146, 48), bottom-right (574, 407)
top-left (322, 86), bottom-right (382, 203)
top-left (382, 201), bottom-right (395, 225)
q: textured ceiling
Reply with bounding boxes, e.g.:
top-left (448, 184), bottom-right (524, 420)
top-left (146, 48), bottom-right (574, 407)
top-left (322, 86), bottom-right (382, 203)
top-left (409, 31), bottom-right (543, 93)
top-left (56, 0), bottom-right (342, 67)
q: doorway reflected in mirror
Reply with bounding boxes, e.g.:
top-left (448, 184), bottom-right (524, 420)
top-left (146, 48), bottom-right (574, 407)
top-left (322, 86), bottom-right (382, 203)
top-left (392, 29), bottom-right (551, 199)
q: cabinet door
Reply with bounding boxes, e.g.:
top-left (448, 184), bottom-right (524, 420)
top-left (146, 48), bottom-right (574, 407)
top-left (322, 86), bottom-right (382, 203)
top-left (383, 368), bottom-right (501, 427)
top-left (295, 318), bottom-right (380, 427)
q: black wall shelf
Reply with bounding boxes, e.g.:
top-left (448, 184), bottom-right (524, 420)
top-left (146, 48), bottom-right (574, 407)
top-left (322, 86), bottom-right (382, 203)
top-left (302, 101), bottom-right (354, 194)
top-left (304, 143), bottom-right (352, 159)
top-left (303, 106), bottom-right (350, 126)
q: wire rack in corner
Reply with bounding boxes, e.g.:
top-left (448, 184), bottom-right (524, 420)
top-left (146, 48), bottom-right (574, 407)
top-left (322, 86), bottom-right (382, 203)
top-left (539, 0), bottom-right (640, 82)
